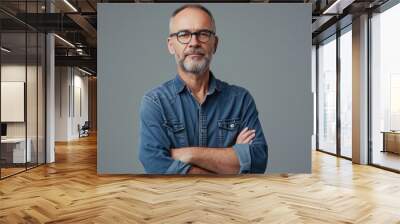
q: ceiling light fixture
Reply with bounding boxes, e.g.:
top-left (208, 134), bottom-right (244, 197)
top-left (1, 47), bottom-right (11, 53)
top-left (63, 0), bottom-right (78, 12)
top-left (78, 67), bottom-right (93, 76)
top-left (54, 34), bottom-right (75, 48)
top-left (322, 0), bottom-right (354, 15)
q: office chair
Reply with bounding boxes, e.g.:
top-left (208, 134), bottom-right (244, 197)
top-left (79, 121), bottom-right (90, 138)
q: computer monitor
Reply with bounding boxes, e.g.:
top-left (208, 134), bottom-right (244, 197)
top-left (1, 123), bottom-right (7, 137)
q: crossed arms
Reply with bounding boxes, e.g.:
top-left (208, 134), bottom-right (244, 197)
top-left (170, 127), bottom-right (256, 174)
top-left (139, 93), bottom-right (268, 174)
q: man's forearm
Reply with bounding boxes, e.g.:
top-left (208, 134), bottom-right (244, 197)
top-left (172, 147), bottom-right (240, 174)
top-left (187, 165), bottom-right (215, 174)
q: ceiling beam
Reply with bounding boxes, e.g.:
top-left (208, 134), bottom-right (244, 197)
top-left (67, 13), bottom-right (97, 46)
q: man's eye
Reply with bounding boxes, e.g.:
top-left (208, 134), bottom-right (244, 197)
top-left (199, 32), bottom-right (210, 38)
top-left (178, 32), bottom-right (190, 37)
top-left (199, 31), bottom-right (210, 36)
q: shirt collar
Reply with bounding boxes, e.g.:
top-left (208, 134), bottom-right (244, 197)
top-left (174, 71), bottom-right (222, 95)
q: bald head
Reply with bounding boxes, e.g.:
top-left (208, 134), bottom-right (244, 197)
top-left (169, 4), bottom-right (216, 34)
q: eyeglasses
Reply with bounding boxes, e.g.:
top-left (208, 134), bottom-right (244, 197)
top-left (169, 30), bottom-right (215, 44)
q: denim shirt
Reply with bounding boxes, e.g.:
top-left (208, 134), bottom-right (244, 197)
top-left (139, 72), bottom-right (268, 174)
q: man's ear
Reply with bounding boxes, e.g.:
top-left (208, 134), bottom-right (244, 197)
top-left (167, 37), bottom-right (175, 55)
top-left (213, 36), bottom-right (219, 54)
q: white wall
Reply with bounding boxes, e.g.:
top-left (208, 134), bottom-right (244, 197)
top-left (55, 67), bottom-right (89, 141)
top-left (55, 66), bottom-right (70, 141)
top-left (1, 66), bottom-right (26, 140)
top-left (71, 72), bottom-right (89, 138)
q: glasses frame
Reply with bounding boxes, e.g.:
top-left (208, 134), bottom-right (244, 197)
top-left (169, 29), bottom-right (216, 44)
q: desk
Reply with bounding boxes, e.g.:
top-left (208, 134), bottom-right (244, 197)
top-left (1, 138), bottom-right (31, 163)
top-left (381, 131), bottom-right (400, 154)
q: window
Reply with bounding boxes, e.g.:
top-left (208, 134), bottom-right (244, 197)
top-left (339, 27), bottom-right (352, 158)
top-left (370, 2), bottom-right (400, 171)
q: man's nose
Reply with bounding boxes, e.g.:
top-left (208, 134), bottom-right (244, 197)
top-left (188, 33), bottom-right (201, 47)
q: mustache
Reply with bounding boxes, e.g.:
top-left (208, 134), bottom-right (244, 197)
top-left (184, 49), bottom-right (206, 57)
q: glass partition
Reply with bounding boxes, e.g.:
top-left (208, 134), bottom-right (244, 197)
top-left (1, 31), bottom-right (28, 177)
top-left (317, 35), bottom-right (337, 155)
top-left (0, 1), bottom-right (46, 179)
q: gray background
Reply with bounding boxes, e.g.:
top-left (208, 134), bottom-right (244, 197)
top-left (98, 3), bottom-right (312, 174)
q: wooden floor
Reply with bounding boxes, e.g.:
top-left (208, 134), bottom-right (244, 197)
top-left (0, 167), bottom-right (26, 178)
top-left (372, 150), bottom-right (400, 171)
top-left (1, 163), bottom-right (46, 178)
top-left (1, 134), bottom-right (400, 223)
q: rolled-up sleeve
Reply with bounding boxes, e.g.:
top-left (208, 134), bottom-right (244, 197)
top-left (232, 144), bottom-right (251, 173)
top-left (139, 95), bottom-right (191, 174)
top-left (234, 91), bottom-right (268, 174)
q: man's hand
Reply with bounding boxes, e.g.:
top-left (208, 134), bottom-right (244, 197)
top-left (236, 127), bottom-right (256, 144)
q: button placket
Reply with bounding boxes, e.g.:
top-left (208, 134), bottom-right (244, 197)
top-left (199, 108), bottom-right (207, 147)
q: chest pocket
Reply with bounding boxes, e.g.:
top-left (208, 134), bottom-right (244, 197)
top-left (217, 118), bottom-right (241, 147)
top-left (163, 120), bottom-right (187, 148)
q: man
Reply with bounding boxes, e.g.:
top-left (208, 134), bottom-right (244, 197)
top-left (139, 4), bottom-right (268, 174)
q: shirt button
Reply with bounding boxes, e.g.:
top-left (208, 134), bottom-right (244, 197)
top-left (230, 124), bottom-right (235, 128)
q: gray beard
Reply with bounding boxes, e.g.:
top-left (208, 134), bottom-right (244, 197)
top-left (178, 55), bottom-right (211, 75)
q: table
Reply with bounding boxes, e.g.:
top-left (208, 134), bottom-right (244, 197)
top-left (1, 138), bottom-right (32, 164)
top-left (381, 131), bottom-right (400, 154)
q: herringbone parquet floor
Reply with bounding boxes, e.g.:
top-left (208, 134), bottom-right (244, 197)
top-left (1, 134), bottom-right (400, 224)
